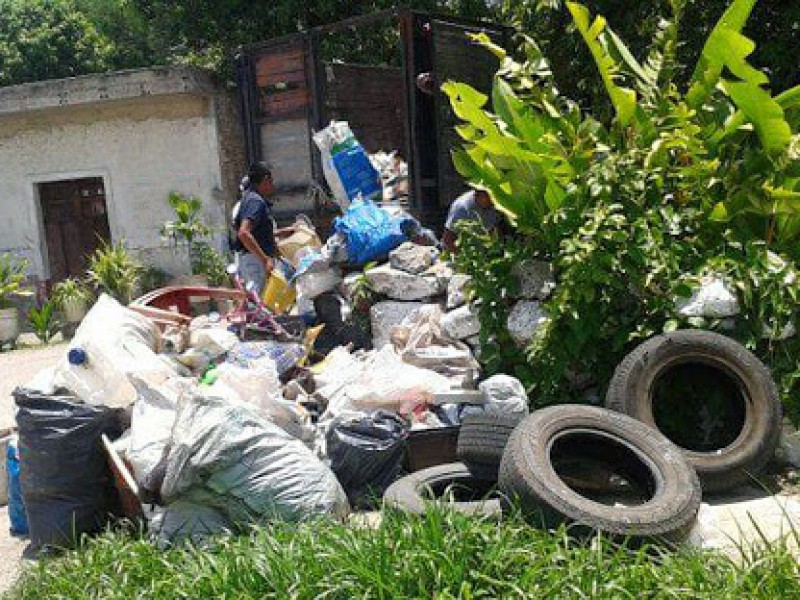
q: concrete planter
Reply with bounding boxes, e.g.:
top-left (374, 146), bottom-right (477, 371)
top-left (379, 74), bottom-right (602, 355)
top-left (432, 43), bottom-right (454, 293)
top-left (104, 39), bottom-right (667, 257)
top-left (62, 297), bottom-right (88, 323)
top-left (0, 307), bottom-right (20, 345)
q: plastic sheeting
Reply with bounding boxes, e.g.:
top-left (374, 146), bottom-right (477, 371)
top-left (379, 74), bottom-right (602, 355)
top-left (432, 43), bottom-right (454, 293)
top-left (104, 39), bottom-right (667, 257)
top-left (391, 305), bottom-right (479, 389)
top-left (333, 200), bottom-right (407, 266)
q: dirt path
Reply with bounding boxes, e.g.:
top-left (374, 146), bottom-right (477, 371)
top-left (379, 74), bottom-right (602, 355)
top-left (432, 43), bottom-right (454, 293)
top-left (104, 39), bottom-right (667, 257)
top-left (0, 342), bottom-right (65, 596)
top-left (0, 343), bottom-right (65, 432)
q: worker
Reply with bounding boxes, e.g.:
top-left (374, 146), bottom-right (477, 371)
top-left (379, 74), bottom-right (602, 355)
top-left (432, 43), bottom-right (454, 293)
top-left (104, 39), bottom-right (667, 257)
top-left (441, 188), bottom-right (500, 253)
top-left (232, 162), bottom-right (291, 295)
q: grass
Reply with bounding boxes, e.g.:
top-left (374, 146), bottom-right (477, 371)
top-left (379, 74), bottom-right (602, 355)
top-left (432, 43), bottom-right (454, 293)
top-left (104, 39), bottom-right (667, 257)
top-left (6, 507), bottom-right (800, 600)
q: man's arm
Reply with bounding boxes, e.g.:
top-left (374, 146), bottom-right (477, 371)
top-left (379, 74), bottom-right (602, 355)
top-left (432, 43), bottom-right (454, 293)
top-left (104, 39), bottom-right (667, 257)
top-left (238, 219), bottom-right (274, 274)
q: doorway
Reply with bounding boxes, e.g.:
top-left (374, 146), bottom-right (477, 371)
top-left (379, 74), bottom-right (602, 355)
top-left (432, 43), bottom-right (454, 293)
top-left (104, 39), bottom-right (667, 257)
top-left (39, 177), bottom-right (111, 283)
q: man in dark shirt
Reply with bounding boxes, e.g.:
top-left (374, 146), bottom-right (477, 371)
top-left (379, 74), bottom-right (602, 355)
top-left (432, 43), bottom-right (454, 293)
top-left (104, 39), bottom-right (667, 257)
top-left (441, 188), bottom-right (500, 254)
top-left (233, 162), bottom-right (279, 294)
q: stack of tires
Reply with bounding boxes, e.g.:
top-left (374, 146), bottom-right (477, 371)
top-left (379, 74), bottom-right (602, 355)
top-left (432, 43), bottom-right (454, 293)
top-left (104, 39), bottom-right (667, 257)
top-left (383, 331), bottom-right (782, 543)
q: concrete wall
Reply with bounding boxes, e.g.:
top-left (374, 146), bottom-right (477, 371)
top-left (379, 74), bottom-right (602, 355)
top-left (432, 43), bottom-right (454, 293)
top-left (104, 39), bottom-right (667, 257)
top-left (0, 68), bottom-right (244, 281)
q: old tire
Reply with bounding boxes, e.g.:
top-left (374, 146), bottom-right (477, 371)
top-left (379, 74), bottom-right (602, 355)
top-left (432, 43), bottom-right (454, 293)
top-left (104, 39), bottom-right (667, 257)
top-left (383, 462), bottom-right (502, 517)
top-left (498, 405), bottom-right (701, 542)
top-left (457, 412), bottom-right (525, 479)
top-left (606, 330), bottom-right (781, 493)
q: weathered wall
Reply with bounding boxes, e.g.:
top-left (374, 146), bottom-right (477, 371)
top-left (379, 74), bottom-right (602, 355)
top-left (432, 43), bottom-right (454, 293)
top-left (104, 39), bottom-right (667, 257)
top-left (0, 80), bottom-right (240, 280)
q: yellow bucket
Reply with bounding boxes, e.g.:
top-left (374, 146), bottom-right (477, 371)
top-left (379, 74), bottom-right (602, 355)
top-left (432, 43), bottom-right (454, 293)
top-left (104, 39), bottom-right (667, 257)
top-left (262, 268), bottom-right (296, 314)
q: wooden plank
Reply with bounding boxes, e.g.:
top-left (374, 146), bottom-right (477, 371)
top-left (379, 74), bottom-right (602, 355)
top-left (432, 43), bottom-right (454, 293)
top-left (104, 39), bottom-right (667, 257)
top-left (255, 50), bottom-right (305, 75)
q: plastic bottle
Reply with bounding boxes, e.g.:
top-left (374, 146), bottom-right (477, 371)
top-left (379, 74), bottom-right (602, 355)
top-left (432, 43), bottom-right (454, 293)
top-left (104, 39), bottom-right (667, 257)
top-left (7, 435), bottom-right (28, 536)
top-left (53, 344), bottom-right (110, 405)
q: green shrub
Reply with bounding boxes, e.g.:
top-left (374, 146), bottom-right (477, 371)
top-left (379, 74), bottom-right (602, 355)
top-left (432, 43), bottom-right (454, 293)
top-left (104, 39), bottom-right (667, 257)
top-left (447, 0), bottom-right (800, 422)
top-left (52, 277), bottom-right (92, 309)
top-left (86, 240), bottom-right (144, 304)
top-left (0, 253), bottom-right (31, 310)
top-left (191, 242), bottom-right (231, 287)
top-left (27, 299), bottom-right (58, 344)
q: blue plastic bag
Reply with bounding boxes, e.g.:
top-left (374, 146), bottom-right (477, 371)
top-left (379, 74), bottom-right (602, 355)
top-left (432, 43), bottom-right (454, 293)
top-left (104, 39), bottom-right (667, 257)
top-left (331, 144), bottom-right (382, 203)
top-left (333, 200), bottom-right (407, 266)
top-left (7, 435), bottom-right (28, 536)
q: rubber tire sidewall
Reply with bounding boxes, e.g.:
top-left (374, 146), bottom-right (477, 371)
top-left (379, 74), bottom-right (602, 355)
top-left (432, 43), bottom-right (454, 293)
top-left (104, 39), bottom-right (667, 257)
top-left (383, 462), bottom-right (502, 517)
top-left (606, 330), bottom-right (781, 493)
top-left (498, 405), bottom-right (701, 541)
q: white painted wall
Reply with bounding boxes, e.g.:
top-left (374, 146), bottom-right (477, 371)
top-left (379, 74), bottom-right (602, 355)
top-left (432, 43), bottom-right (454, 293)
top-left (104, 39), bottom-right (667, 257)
top-left (0, 95), bottom-right (228, 280)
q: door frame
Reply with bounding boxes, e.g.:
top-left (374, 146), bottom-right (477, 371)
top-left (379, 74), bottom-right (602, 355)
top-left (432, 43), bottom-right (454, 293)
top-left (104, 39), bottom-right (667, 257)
top-left (27, 170), bottom-right (118, 281)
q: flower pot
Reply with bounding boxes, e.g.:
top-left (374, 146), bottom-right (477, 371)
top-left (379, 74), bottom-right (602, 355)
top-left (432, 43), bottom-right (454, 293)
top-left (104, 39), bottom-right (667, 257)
top-left (0, 307), bottom-right (20, 345)
top-left (62, 297), bottom-right (88, 323)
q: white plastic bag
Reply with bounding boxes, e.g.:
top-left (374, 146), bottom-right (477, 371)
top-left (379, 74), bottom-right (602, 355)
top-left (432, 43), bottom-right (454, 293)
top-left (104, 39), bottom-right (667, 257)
top-left (346, 346), bottom-right (451, 413)
top-left (296, 267), bottom-right (343, 301)
top-left (213, 362), bottom-right (314, 442)
top-left (462, 375), bottom-right (529, 419)
top-left (391, 304), bottom-right (479, 388)
top-left (127, 376), bottom-right (187, 489)
top-left (161, 388), bottom-right (349, 524)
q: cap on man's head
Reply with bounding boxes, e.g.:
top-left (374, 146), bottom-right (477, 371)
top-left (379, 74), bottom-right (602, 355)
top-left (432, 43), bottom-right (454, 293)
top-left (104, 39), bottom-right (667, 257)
top-left (248, 162), bottom-right (272, 186)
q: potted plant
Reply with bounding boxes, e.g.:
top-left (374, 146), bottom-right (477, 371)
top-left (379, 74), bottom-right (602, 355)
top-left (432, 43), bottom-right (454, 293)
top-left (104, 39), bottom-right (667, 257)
top-left (86, 240), bottom-right (144, 304)
top-left (0, 253), bottom-right (32, 347)
top-left (162, 192), bottom-right (212, 285)
top-left (52, 277), bottom-right (92, 323)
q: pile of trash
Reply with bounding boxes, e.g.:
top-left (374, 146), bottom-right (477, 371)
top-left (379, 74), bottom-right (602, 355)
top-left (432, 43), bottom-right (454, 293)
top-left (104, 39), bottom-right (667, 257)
top-left (9, 193), bottom-right (530, 548)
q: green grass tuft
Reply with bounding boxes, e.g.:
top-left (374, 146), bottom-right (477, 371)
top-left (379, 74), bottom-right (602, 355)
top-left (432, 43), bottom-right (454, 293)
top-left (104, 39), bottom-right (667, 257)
top-left (6, 508), bottom-right (800, 599)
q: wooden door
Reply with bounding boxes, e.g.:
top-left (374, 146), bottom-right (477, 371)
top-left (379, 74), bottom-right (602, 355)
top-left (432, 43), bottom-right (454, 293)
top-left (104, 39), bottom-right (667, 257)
top-left (39, 177), bottom-right (111, 283)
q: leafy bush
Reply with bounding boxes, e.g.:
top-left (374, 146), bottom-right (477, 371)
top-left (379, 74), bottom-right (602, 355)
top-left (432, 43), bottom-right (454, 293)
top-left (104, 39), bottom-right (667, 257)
top-left (0, 253), bottom-right (31, 310)
top-left (86, 240), bottom-right (144, 304)
top-left (192, 242), bottom-right (231, 287)
top-left (52, 277), bottom-right (92, 309)
top-left (446, 0), bottom-right (800, 422)
top-left (27, 299), bottom-right (58, 344)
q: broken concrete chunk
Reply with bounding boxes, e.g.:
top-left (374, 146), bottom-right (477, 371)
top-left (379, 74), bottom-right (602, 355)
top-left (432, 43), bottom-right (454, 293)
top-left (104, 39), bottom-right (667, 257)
top-left (507, 300), bottom-right (549, 347)
top-left (762, 320), bottom-right (796, 341)
top-left (675, 276), bottom-right (740, 318)
top-left (774, 419), bottom-right (800, 469)
top-left (370, 301), bottom-right (425, 349)
top-left (447, 274), bottom-right (471, 309)
top-left (366, 263), bottom-right (441, 301)
top-left (389, 242), bottom-right (439, 275)
top-left (441, 305), bottom-right (480, 340)
top-left (422, 261), bottom-right (454, 291)
top-left (513, 260), bottom-right (556, 300)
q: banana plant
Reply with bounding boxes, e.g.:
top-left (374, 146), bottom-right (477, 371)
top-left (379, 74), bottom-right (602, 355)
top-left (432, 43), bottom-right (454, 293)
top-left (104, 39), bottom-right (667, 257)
top-left (445, 0), bottom-right (800, 257)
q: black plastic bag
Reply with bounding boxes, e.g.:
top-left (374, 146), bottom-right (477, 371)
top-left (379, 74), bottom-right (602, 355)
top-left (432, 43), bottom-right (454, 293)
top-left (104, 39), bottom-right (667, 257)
top-left (13, 387), bottom-right (123, 549)
top-left (326, 410), bottom-right (408, 509)
top-left (314, 293), bottom-right (372, 354)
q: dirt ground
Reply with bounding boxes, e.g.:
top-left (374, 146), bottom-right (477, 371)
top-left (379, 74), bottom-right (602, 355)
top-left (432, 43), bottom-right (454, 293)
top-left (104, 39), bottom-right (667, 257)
top-left (0, 342), bottom-right (64, 596)
top-left (0, 341), bottom-right (65, 432)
